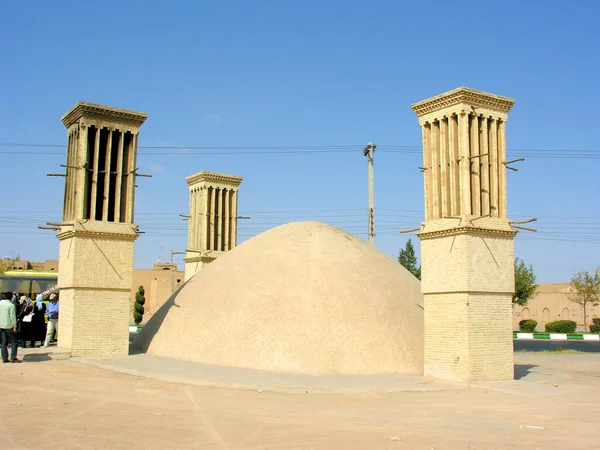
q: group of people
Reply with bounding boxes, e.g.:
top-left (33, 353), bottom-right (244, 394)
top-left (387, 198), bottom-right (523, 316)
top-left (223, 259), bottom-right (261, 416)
top-left (0, 292), bottom-right (59, 363)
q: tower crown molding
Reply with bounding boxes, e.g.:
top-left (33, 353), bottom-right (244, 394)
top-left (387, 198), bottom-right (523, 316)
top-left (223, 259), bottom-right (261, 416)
top-left (418, 216), bottom-right (517, 239)
top-left (411, 87), bottom-right (515, 123)
top-left (186, 171), bottom-right (243, 187)
top-left (61, 102), bottom-right (148, 129)
top-left (56, 220), bottom-right (140, 241)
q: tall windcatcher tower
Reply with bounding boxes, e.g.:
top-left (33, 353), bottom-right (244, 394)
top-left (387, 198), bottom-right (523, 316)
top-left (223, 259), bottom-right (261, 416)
top-left (184, 171), bottom-right (243, 281)
top-left (58, 102), bottom-right (147, 356)
top-left (411, 87), bottom-right (517, 382)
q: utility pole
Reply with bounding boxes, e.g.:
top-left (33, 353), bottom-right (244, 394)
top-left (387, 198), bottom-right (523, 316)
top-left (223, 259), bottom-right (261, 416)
top-left (363, 142), bottom-right (376, 245)
top-left (169, 249), bottom-right (186, 295)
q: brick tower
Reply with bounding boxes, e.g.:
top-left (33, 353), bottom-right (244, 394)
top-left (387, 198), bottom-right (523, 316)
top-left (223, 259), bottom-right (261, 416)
top-left (184, 171), bottom-right (243, 281)
top-left (57, 102), bottom-right (147, 356)
top-left (411, 87), bottom-right (517, 381)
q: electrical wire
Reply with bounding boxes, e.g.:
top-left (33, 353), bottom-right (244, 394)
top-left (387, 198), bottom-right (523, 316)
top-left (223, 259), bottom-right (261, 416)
top-left (1, 142), bottom-right (599, 158)
top-left (1, 209), bottom-right (598, 244)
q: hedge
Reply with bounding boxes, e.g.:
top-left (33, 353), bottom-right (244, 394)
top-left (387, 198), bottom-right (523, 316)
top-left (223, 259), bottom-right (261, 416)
top-left (545, 320), bottom-right (577, 333)
top-left (519, 319), bottom-right (538, 332)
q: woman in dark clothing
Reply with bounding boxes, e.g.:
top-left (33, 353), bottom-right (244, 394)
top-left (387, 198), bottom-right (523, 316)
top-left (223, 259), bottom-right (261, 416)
top-left (16, 296), bottom-right (30, 347)
top-left (31, 295), bottom-right (47, 348)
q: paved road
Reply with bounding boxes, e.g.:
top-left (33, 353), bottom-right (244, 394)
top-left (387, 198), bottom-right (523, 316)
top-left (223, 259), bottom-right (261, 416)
top-left (514, 339), bottom-right (600, 353)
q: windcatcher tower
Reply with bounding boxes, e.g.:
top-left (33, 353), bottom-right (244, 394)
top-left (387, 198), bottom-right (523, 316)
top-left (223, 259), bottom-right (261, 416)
top-left (58, 102), bottom-right (147, 356)
top-left (411, 87), bottom-right (516, 381)
top-left (184, 171), bottom-right (243, 281)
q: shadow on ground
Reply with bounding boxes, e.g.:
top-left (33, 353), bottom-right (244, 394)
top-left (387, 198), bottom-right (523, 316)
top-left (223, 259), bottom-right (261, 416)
top-left (23, 352), bottom-right (53, 363)
top-left (514, 364), bottom-right (537, 380)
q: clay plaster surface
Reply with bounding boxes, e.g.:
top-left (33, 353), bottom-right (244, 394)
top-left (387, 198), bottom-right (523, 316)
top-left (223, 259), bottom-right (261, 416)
top-left (140, 221), bottom-right (424, 375)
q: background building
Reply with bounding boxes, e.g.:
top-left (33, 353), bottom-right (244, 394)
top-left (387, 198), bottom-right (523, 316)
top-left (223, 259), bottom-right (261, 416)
top-left (131, 263), bottom-right (184, 320)
top-left (0, 258), bottom-right (58, 272)
top-left (513, 283), bottom-right (600, 331)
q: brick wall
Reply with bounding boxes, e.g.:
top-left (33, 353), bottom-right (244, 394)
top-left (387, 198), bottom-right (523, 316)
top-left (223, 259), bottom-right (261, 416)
top-left (421, 230), bottom-right (515, 381)
top-left (58, 224), bottom-right (136, 357)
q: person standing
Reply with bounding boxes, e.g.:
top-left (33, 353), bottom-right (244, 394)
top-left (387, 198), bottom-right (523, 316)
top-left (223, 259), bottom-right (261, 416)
top-left (43, 293), bottom-right (59, 348)
top-left (17, 295), bottom-right (28, 347)
top-left (32, 294), bottom-right (47, 348)
top-left (20, 298), bottom-right (35, 347)
top-left (0, 294), bottom-right (20, 363)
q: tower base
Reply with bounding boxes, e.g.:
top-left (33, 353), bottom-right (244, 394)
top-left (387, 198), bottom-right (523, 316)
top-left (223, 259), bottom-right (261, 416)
top-left (424, 292), bottom-right (513, 381)
top-left (419, 219), bottom-right (516, 382)
top-left (57, 222), bottom-right (137, 357)
top-left (58, 288), bottom-right (130, 357)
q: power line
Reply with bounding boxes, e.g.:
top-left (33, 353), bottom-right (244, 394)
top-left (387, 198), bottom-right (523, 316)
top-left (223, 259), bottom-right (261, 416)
top-left (1, 206), bottom-right (599, 243)
top-left (2, 216), bottom-right (598, 239)
top-left (1, 226), bottom-right (598, 245)
top-left (3, 142), bottom-right (600, 152)
top-left (2, 208), bottom-right (598, 220)
top-left (0, 143), bottom-right (368, 149)
top-left (1, 142), bottom-right (599, 158)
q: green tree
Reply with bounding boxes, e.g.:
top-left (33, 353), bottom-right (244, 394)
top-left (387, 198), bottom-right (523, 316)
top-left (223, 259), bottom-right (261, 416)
top-left (398, 239), bottom-right (421, 280)
top-left (133, 286), bottom-right (145, 325)
top-left (568, 270), bottom-right (600, 332)
top-left (513, 257), bottom-right (538, 306)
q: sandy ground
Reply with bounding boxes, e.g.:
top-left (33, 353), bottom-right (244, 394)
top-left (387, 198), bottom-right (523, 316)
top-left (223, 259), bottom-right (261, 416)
top-left (1, 351), bottom-right (599, 449)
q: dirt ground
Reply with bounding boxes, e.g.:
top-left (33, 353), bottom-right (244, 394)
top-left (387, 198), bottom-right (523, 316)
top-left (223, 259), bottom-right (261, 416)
top-left (1, 352), bottom-right (599, 449)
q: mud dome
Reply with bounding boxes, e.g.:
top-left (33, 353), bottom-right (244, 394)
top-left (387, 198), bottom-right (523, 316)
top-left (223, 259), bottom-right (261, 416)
top-left (136, 221), bottom-right (424, 375)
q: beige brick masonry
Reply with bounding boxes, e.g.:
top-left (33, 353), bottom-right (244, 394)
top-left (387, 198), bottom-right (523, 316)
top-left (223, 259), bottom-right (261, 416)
top-left (420, 227), bottom-right (515, 381)
top-left (57, 213), bottom-right (138, 357)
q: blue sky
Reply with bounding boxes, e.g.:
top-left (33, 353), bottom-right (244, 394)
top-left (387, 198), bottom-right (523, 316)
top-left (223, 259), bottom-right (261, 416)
top-left (1, 0), bottom-right (598, 283)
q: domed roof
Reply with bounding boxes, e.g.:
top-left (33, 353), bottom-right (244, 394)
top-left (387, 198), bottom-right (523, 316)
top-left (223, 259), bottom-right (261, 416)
top-left (137, 221), bottom-right (424, 375)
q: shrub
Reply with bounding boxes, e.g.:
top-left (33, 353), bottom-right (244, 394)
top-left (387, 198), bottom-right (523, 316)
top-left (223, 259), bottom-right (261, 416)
top-left (519, 319), bottom-right (538, 332)
top-left (592, 318), bottom-right (600, 326)
top-left (133, 286), bottom-right (145, 325)
top-left (545, 320), bottom-right (576, 333)
top-left (590, 325), bottom-right (600, 333)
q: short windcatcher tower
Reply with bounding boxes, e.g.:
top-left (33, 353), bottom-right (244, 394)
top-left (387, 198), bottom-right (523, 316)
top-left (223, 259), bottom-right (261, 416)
top-left (184, 171), bottom-right (243, 281)
top-left (57, 102), bottom-right (147, 356)
top-left (412, 87), bottom-right (517, 381)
